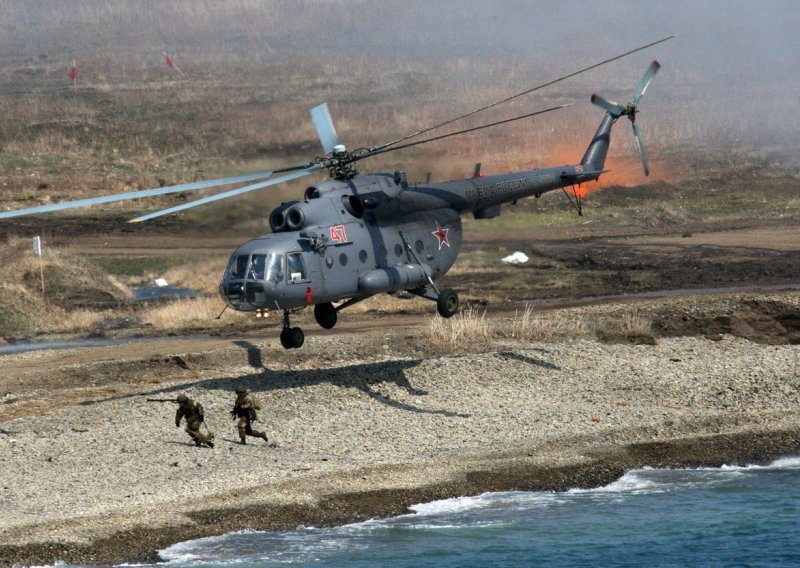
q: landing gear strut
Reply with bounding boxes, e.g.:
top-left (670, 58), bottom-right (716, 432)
top-left (279, 310), bottom-right (304, 349)
top-left (399, 230), bottom-right (459, 319)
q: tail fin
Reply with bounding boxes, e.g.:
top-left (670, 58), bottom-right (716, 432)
top-left (580, 113), bottom-right (616, 172)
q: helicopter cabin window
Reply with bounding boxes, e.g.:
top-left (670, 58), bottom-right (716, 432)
top-left (325, 256), bottom-right (334, 269)
top-left (286, 253), bottom-right (306, 283)
top-left (415, 240), bottom-right (424, 253)
top-left (227, 254), bottom-right (250, 280)
top-left (339, 253), bottom-right (348, 266)
top-left (394, 243), bottom-right (403, 257)
top-left (359, 250), bottom-right (368, 263)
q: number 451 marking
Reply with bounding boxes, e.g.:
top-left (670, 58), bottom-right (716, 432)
top-left (329, 224), bottom-right (348, 243)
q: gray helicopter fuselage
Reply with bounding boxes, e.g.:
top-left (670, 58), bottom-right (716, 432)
top-left (220, 173), bottom-right (463, 312)
top-left (218, 154), bottom-right (604, 312)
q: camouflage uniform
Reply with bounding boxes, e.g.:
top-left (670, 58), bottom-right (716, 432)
top-left (232, 388), bottom-right (269, 445)
top-left (175, 394), bottom-right (214, 448)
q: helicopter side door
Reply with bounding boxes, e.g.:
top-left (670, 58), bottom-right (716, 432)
top-left (283, 249), bottom-right (324, 308)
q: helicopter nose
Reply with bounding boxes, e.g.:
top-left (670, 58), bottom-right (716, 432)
top-left (219, 279), bottom-right (273, 310)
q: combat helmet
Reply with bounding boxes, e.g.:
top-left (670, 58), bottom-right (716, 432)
top-left (176, 393), bottom-right (189, 403)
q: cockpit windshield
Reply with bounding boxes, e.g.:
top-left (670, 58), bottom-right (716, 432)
top-left (225, 253), bottom-right (283, 282)
top-left (225, 254), bottom-right (250, 280)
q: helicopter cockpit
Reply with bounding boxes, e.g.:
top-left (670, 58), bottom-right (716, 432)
top-left (219, 248), bottom-right (312, 311)
top-left (225, 252), bottom-right (284, 283)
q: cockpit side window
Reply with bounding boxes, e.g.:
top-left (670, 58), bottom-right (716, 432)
top-left (226, 254), bottom-right (250, 280)
top-left (250, 254), bottom-right (266, 279)
top-left (286, 252), bottom-right (307, 283)
top-left (265, 253), bottom-right (284, 283)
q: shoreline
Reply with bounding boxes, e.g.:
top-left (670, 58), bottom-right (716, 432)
top-left (1, 319), bottom-right (797, 567)
top-left (2, 429), bottom-right (799, 566)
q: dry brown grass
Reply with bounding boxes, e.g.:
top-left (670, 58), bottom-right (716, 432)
top-left (139, 296), bottom-right (248, 330)
top-left (503, 305), bottom-right (590, 342)
top-left (424, 306), bottom-right (492, 352)
top-left (594, 313), bottom-right (656, 344)
top-left (0, 236), bottom-right (132, 336)
top-left (161, 261), bottom-right (226, 296)
top-left (420, 304), bottom-right (655, 354)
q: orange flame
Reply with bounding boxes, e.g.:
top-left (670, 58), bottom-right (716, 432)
top-left (541, 143), bottom-right (672, 199)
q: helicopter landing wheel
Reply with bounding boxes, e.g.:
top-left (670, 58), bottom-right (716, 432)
top-left (314, 302), bottom-right (337, 329)
top-left (280, 326), bottom-right (305, 349)
top-left (436, 289), bottom-right (459, 318)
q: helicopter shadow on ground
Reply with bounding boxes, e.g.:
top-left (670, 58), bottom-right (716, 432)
top-left (140, 358), bottom-right (471, 419)
top-left (233, 340), bottom-right (264, 369)
top-left (495, 350), bottom-right (560, 370)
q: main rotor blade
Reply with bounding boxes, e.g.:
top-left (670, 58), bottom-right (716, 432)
top-left (371, 35), bottom-right (675, 152)
top-left (631, 121), bottom-right (649, 176)
top-left (590, 94), bottom-right (625, 116)
top-left (310, 103), bottom-right (341, 154)
top-left (364, 104), bottom-right (572, 158)
top-left (0, 170), bottom-right (276, 220)
top-left (633, 60), bottom-right (661, 104)
top-left (129, 166), bottom-right (322, 223)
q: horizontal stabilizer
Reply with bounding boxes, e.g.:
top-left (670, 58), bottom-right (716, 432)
top-left (560, 168), bottom-right (608, 179)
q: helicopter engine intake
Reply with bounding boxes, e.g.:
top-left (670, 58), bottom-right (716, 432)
top-left (269, 196), bottom-right (344, 233)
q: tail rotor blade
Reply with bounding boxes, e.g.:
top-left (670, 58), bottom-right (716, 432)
top-left (631, 121), bottom-right (650, 176)
top-left (633, 60), bottom-right (661, 104)
top-left (590, 94), bottom-right (625, 116)
top-left (310, 103), bottom-right (341, 155)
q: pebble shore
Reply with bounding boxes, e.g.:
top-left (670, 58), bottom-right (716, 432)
top-left (1, 333), bottom-right (798, 565)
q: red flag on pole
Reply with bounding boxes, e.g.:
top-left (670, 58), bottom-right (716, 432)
top-left (162, 51), bottom-right (185, 76)
top-left (68, 61), bottom-right (77, 83)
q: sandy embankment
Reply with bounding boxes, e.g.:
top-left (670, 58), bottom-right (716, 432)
top-left (0, 333), bottom-right (798, 565)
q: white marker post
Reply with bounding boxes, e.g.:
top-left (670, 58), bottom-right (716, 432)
top-left (32, 236), bottom-right (45, 294)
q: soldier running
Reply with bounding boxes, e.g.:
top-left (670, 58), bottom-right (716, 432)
top-left (175, 393), bottom-right (214, 448)
top-left (231, 388), bottom-right (269, 445)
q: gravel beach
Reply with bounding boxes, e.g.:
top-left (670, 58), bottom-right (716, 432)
top-left (1, 314), bottom-right (798, 565)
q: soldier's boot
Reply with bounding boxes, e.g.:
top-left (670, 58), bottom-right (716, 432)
top-left (207, 441), bottom-right (214, 448)
top-left (257, 431), bottom-right (269, 444)
top-left (240, 436), bottom-right (247, 445)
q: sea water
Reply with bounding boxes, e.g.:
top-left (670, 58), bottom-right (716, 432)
top-left (71, 457), bottom-right (800, 567)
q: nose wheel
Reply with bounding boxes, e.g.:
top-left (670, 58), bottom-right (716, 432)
top-left (280, 311), bottom-right (305, 349)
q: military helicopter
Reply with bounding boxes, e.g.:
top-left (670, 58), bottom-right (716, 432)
top-left (0, 37), bottom-right (672, 349)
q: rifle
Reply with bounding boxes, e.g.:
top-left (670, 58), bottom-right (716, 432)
top-left (147, 398), bottom-right (179, 402)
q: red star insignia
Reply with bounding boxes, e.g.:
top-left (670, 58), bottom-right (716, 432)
top-left (432, 223), bottom-right (450, 250)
